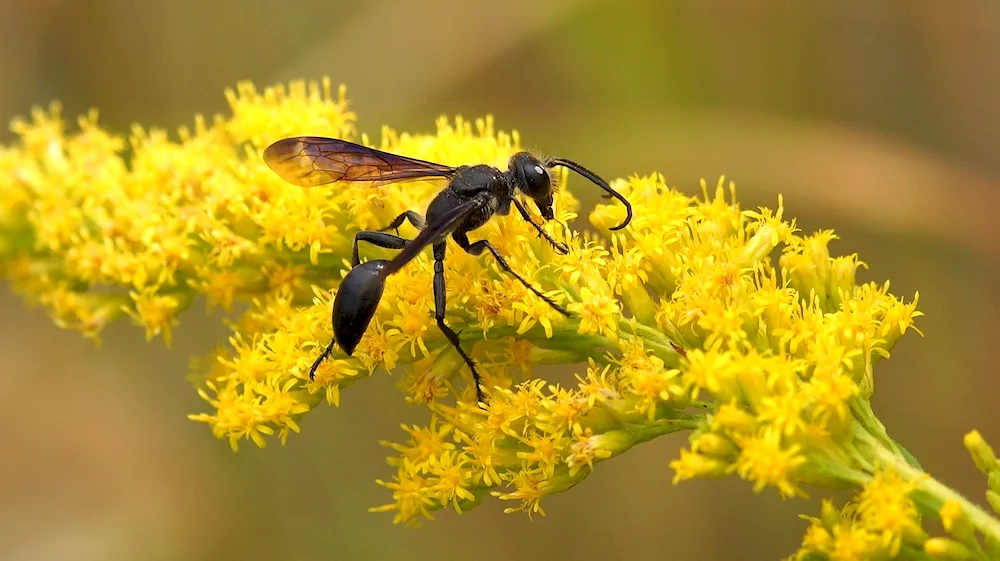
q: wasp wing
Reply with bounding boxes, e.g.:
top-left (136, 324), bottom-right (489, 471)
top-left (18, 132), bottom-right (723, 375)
top-left (263, 136), bottom-right (458, 188)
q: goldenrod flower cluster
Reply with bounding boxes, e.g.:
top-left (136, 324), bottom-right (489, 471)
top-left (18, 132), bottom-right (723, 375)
top-left (371, 175), bottom-right (927, 524)
top-left (3, 78), bottom-right (998, 558)
top-left (794, 431), bottom-right (1000, 560)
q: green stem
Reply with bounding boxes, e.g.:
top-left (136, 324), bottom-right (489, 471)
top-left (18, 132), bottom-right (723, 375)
top-left (629, 417), bottom-right (700, 445)
top-left (612, 319), bottom-right (684, 365)
top-left (851, 398), bottom-right (922, 468)
top-left (873, 444), bottom-right (1000, 545)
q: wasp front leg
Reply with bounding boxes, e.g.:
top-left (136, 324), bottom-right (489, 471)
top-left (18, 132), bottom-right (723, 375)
top-left (512, 198), bottom-right (569, 255)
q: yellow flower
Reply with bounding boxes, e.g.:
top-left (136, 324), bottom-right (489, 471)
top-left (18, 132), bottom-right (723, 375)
top-left (493, 471), bottom-right (551, 518)
top-left (734, 428), bottom-right (808, 498)
top-left (793, 467), bottom-right (930, 560)
top-left (14, 78), bottom-right (998, 556)
top-left (670, 448), bottom-right (731, 482)
top-left (569, 286), bottom-right (620, 337)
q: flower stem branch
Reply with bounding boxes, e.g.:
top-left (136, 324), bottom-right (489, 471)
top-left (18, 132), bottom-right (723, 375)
top-left (873, 442), bottom-right (1000, 546)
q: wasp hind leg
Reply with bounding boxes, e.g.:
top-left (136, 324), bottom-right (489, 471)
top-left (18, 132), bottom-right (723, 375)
top-left (379, 210), bottom-right (425, 234)
top-left (430, 241), bottom-right (487, 405)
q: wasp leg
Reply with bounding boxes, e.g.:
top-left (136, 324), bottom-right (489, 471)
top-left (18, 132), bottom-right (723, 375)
top-left (378, 210), bottom-right (426, 235)
top-left (351, 231), bottom-right (411, 267)
top-left (308, 340), bottom-right (336, 380)
top-left (431, 241), bottom-right (485, 405)
top-left (512, 198), bottom-right (569, 255)
top-left (453, 232), bottom-right (570, 316)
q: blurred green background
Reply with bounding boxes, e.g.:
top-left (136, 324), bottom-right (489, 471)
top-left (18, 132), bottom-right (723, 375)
top-left (2, 1), bottom-right (999, 560)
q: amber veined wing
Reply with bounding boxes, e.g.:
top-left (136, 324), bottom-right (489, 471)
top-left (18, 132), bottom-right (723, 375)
top-left (262, 136), bottom-right (459, 188)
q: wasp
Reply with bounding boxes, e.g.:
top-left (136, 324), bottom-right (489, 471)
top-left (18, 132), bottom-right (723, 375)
top-left (264, 136), bottom-right (631, 403)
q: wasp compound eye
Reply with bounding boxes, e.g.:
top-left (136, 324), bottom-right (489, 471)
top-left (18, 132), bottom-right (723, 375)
top-left (511, 152), bottom-right (551, 199)
top-left (332, 259), bottom-right (389, 355)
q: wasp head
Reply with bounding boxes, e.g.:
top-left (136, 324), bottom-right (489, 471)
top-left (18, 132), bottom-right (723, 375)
top-left (510, 152), bottom-right (555, 220)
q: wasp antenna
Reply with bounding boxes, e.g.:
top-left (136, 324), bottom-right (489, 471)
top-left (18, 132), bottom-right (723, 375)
top-left (548, 158), bottom-right (632, 230)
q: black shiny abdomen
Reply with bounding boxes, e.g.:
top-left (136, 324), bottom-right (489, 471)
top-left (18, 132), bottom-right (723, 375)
top-left (333, 259), bottom-right (389, 355)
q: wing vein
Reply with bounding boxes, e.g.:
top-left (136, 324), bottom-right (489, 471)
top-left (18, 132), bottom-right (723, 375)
top-left (263, 136), bottom-right (458, 188)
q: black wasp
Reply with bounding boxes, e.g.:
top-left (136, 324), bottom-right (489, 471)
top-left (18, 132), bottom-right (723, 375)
top-left (263, 136), bottom-right (632, 404)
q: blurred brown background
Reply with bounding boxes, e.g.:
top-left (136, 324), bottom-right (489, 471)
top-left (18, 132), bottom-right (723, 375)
top-left (2, 1), bottom-right (999, 560)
